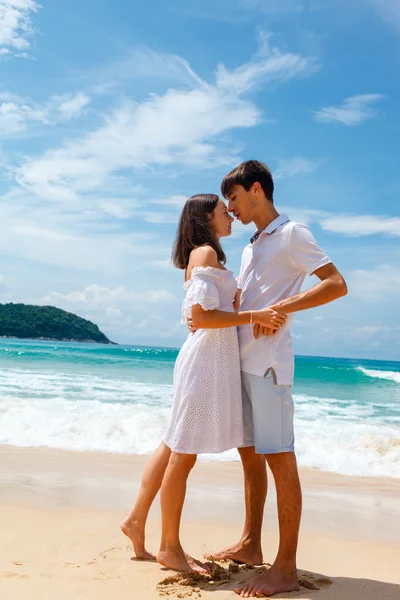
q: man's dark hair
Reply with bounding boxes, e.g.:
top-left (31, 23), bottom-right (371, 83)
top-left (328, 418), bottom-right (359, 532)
top-left (221, 160), bottom-right (274, 202)
top-left (172, 194), bottom-right (226, 270)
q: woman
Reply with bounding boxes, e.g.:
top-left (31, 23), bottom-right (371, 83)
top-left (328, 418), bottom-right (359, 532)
top-left (121, 194), bottom-right (287, 573)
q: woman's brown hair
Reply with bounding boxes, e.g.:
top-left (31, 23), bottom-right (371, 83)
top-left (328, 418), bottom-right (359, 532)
top-left (172, 194), bottom-right (226, 270)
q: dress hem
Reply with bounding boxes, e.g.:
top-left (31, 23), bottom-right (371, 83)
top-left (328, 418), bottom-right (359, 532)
top-left (163, 438), bottom-right (245, 455)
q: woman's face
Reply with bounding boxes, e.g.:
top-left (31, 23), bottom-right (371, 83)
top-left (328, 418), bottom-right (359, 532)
top-left (210, 199), bottom-right (234, 239)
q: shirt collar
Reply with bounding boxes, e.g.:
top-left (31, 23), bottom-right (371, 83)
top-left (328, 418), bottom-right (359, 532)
top-left (250, 214), bottom-right (290, 244)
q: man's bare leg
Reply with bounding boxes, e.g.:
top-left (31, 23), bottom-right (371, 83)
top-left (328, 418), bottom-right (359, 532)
top-left (208, 446), bottom-right (266, 565)
top-left (121, 442), bottom-right (171, 559)
top-left (236, 452), bottom-right (301, 597)
top-left (157, 451), bottom-right (208, 574)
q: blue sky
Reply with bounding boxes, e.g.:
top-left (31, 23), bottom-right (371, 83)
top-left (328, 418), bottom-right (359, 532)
top-left (0, 0), bottom-right (399, 360)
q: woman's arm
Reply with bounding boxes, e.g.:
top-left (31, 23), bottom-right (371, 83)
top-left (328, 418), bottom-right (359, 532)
top-left (191, 304), bottom-right (287, 330)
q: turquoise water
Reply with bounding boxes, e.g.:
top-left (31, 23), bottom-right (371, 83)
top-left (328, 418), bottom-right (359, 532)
top-left (0, 338), bottom-right (399, 477)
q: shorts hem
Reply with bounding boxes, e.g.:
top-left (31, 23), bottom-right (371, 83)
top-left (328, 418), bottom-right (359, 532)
top-left (255, 446), bottom-right (295, 455)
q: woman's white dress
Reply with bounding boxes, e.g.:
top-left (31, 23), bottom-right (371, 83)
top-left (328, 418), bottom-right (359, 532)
top-left (164, 266), bottom-right (244, 454)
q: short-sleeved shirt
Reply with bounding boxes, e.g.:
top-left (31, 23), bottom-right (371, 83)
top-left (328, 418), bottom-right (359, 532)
top-left (238, 214), bottom-right (331, 384)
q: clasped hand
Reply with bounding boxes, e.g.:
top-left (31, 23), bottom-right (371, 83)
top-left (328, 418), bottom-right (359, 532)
top-left (187, 306), bottom-right (287, 338)
top-left (252, 306), bottom-right (287, 339)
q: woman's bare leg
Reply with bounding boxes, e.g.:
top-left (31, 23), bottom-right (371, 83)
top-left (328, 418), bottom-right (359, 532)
top-left (121, 442), bottom-right (171, 559)
top-left (157, 451), bottom-right (207, 573)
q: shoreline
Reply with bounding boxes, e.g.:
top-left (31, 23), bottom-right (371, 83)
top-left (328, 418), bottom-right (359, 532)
top-left (1, 444), bottom-right (399, 543)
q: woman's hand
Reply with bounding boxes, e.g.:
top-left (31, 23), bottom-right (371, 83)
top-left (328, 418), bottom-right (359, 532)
top-left (254, 307), bottom-right (287, 329)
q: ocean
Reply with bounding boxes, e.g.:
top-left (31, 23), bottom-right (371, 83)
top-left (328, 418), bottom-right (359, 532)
top-left (0, 338), bottom-right (399, 478)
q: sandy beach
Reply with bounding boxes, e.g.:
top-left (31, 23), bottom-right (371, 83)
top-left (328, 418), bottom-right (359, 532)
top-left (0, 445), bottom-right (399, 600)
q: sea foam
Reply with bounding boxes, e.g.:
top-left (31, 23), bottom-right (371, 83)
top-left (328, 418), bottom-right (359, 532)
top-left (0, 366), bottom-right (399, 478)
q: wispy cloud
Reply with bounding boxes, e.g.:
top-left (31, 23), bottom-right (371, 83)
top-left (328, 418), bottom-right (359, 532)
top-left (57, 93), bottom-right (91, 119)
top-left (0, 194), bottom-right (170, 273)
top-left (41, 284), bottom-right (177, 342)
top-left (274, 156), bottom-right (318, 180)
top-left (216, 32), bottom-right (317, 95)
top-left (0, 91), bottom-right (91, 135)
top-left (319, 214), bottom-right (400, 237)
top-left (348, 265), bottom-right (400, 301)
top-left (0, 0), bottom-right (41, 58)
top-left (278, 207), bottom-right (400, 238)
top-left (13, 38), bottom-right (315, 205)
top-left (314, 94), bottom-right (384, 126)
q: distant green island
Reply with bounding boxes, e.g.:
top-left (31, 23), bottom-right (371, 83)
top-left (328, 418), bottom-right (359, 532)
top-left (0, 303), bottom-right (115, 344)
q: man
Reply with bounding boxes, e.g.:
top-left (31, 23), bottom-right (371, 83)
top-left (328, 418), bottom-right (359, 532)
top-left (208, 160), bottom-right (347, 598)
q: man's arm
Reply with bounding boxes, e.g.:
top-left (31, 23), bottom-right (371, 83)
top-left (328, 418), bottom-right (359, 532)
top-left (273, 263), bottom-right (347, 314)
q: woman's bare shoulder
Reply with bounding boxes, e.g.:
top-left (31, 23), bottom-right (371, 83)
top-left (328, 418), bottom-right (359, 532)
top-left (190, 246), bottom-right (219, 268)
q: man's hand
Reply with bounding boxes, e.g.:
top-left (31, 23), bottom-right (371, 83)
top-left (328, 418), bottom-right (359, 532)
top-left (253, 323), bottom-right (278, 339)
top-left (187, 317), bottom-right (197, 334)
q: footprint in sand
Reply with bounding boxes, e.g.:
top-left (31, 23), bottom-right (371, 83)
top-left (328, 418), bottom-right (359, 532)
top-left (99, 546), bottom-right (121, 559)
top-left (63, 562), bottom-right (81, 569)
top-left (158, 562), bottom-right (232, 598)
top-left (99, 545), bottom-right (131, 559)
top-left (299, 571), bottom-right (333, 591)
top-left (2, 571), bottom-right (28, 579)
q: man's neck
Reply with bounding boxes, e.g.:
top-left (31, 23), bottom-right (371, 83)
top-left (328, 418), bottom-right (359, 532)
top-left (253, 203), bottom-right (280, 232)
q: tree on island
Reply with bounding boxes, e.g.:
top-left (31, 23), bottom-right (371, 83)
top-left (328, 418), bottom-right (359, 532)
top-left (0, 303), bottom-right (114, 344)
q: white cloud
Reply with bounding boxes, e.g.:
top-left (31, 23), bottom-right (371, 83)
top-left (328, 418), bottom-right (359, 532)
top-left (0, 93), bottom-right (47, 134)
top-left (14, 38), bottom-right (315, 205)
top-left (274, 157), bottom-right (318, 180)
top-left (314, 94), bottom-right (384, 126)
top-left (320, 214), bottom-right (400, 237)
top-left (0, 196), bottom-right (169, 272)
top-left (88, 47), bottom-right (206, 91)
top-left (351, 324), bottom-right (400, 336)
top-left (40, 284), bottom-right (177, 341)
top-left (0, 0), bottom-right (41, 57)
top-left (276, 207), bottom-right (400, 238)
top-left (56, 93), bottom-right (91, 119)
top-left (42, 284), bottom-right (175, 308)
top-left (216, 32), bottom-right (317, 95)
top-left (348, 265), bottom-right (400, 301)
top-left (0, 91), bottom-right (91, 135)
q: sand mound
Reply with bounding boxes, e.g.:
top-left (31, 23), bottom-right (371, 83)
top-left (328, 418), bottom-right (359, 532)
top-left (158, 561), bottom-right (333, 598)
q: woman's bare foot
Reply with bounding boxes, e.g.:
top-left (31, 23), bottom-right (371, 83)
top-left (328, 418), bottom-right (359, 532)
top-left (120, 518), bottom-right (155, 560)
top-left (157, 547), bottom-right (209, 574)
top-left (206, 541), bottom-right (263, 565)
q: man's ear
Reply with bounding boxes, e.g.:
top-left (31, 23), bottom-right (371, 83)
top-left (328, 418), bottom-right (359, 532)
top-left (252, 181), bottom-right (262, 195)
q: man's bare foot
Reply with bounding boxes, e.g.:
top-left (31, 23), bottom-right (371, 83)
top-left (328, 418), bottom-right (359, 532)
top-left (235, 564), bottom-right (299, 597)
top-left (206, 541), bottom-right (263, 565)
top-left (157, 548), bottom-right (209, 574)
top-left (120, 518), bottom-right (155, 560)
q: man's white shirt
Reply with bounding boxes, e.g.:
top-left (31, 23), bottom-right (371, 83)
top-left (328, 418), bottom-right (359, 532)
top-left (238, 215), bottom-right (331, 385)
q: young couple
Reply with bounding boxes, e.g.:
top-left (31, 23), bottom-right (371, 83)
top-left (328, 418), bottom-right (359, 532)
top-left (121, 160), bottom-right (347, 598)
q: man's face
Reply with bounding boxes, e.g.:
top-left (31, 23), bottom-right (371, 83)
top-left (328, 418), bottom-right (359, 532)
top-left (226, 184), bottom-right (256, 225)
